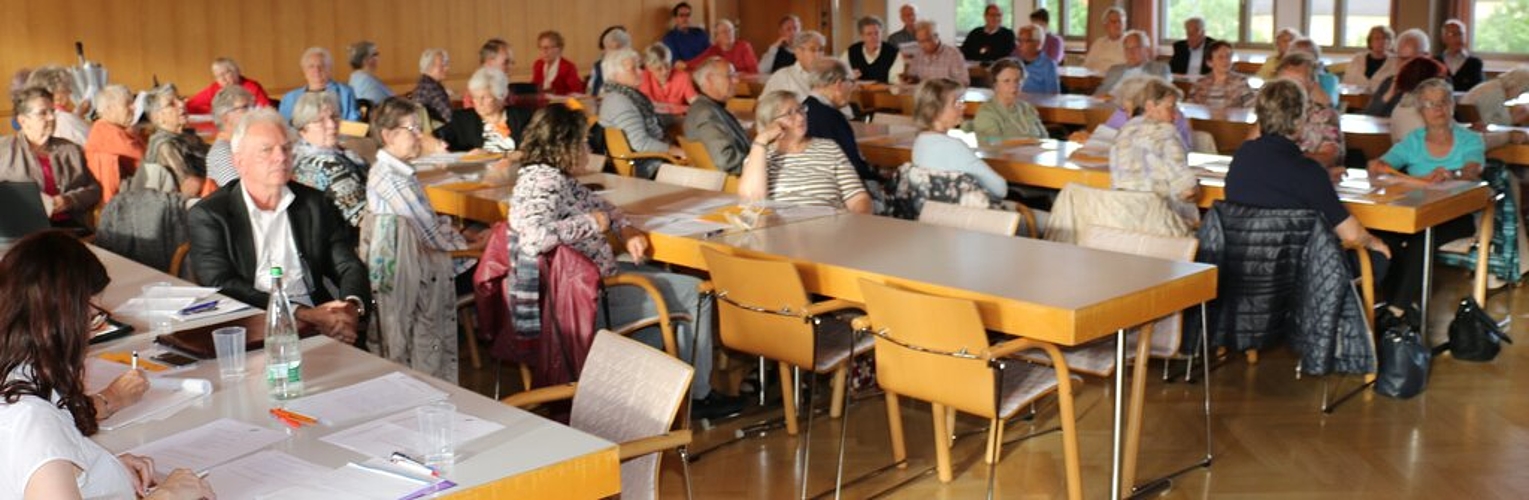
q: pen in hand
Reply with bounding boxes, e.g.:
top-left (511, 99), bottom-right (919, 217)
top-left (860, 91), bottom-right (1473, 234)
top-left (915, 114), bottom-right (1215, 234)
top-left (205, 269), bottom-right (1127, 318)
top-left (131, 351), bottom-right (138, 370)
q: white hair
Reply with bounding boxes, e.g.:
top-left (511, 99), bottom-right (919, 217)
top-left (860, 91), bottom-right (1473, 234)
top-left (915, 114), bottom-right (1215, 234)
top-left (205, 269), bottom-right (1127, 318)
top-left (231, 107), bottom-right (294, 155)
top-left (1398, 28), bottom-right (1432, 55)
top-left (602, 48), bottom-right (642, 81)
top-left (92, 84), bottom-right (132, 115)
top-left (914, 20), bottom-right (938, 36)
top-left (418, 48), bottom-right (448, 75)
top-left (793, 31), bottom-right (827, 50)
top-left (643, 43), bottom-right (673, 69)
top-left (211, 57), bottom-right (240, 75)
top-left (714, 19), bottom-right (734, 33)
top-left (1123, 30), bottom-right (1150, 47)
top-left (691, 57), bottom-right (733, 87)
top-left (300, 47), bottom-right (333, 69)
top-left (467, 67), bottom-right (509, 101)
top-left (1018, 24), bottom-right (1045, 42)
top-left (1185, 17), bottom-right (1205, 30)
top-left (1104, 6), bottom-right (1126, 22)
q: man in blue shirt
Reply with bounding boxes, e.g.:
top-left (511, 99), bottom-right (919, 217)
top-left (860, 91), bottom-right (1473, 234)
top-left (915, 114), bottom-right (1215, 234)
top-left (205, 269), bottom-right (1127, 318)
top-left (1017, 24), bottom-right (1059, 94)
top-left (661, 2), bottom-right (709, 63)
top-left (279, 47), bottom-right (361, 122)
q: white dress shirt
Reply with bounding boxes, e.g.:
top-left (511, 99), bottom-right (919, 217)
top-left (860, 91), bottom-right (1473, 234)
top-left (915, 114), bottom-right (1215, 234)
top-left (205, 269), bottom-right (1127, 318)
top-left (241, 184), bottom-right (313, 306)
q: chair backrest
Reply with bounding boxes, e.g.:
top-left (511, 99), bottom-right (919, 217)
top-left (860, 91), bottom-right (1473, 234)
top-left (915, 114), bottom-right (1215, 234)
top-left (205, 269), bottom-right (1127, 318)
top-left (604, 127), bottom-right (638, 177)
top-left (339, 120), bottom-right (370, 138)
top-left (675, 135), bottom-right (720, 172)
top-left (339, 136), bottom-right (380, 166)
top-left (95, 189), bottom-right (190, 273)
top-left (1078, 225), bottom-right (1198, 356)
top-left (570, 331), bottom-right (694, 500)
top-left (725, 98), bottom-right (757, 114)
top-left (655, 163), bottom-right (727, 191)
top-left (1044, 183), bottom-right (1192, 244)
top-left (859, 279), bottom-right (998, 418)
top-left (699, 247), bottom-right (817, 369)
top-left (918, 201), bottom-right (1021, 236)
top-left (871, 113), bottom-right (916, 127)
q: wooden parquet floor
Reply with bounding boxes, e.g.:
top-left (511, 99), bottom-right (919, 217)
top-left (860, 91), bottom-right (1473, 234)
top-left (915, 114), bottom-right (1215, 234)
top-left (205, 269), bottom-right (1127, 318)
top-left (460, 267), bottom-right (1529, 499)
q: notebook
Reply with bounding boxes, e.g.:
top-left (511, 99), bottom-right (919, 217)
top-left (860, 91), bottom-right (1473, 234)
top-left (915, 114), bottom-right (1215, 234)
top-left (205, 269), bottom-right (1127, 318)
top-left (154, 314), bottom-right (319, 359)
top-left (0, 182), bottom-right (50, 244)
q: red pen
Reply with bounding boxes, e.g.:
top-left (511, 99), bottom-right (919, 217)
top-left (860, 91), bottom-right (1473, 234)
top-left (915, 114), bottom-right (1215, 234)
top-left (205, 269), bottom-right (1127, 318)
top-left (269, 409), bottom-right (301, 429)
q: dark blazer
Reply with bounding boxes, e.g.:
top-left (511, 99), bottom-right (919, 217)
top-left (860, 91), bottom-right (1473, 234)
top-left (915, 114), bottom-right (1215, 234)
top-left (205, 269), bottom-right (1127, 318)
top-left (682, 95), bottom-right (750, 175)
top-left (188, 181), bottom-right (370, 324)
top-left (435, 107), bottom-right (534, 152)
top-left (1435, 53), bottom-right (1485, 92)
top-left (804, 95), bottom-right (873, 181)
top-left (1170, 37), bottom-right (1217, 75)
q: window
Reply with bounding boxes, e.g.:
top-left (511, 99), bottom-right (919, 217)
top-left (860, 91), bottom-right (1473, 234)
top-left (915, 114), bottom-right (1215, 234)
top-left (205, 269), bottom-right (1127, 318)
top-left (955, 0), bottom-right (1006, 35)
top-left (1343, 1), bottom-right (1389, 47)
top-left (1161, 0), bottom-right (1240, 42)
top-left (1475, 0), bottom-right (1529, 54)
top-left (1247, 0), bottom-right (1275, 43)
top-left (1306, 0), bottom-right (1391, 48)
top-left (1307, 0), bottom-right (1336, 46)
top-left (1063, 0), bottom-right (1090, 38)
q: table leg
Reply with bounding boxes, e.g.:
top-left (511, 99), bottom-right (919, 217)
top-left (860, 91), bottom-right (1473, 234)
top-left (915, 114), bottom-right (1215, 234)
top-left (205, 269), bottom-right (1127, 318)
top-left (1420, 227), bottom-right (1433, 340)
top-left (1121, 323), bottom-right (1155, 494)
top-left (1110, 329), bottom-right (1126, 499)
top-left (1473, 201), bottom-right (1496, 305)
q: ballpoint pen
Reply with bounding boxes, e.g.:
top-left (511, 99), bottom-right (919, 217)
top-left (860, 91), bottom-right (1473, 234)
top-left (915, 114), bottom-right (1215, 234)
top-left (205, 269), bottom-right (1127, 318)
top-left (131, 351), bottom-right (138, 370)
top-left (389, 452), bottom-right (440, 478)
top-left (178, 300), bottom-right (220, 316)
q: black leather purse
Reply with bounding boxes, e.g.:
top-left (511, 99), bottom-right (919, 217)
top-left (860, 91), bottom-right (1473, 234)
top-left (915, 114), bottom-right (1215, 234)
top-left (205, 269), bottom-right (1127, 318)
top-left (1442, 297), bottom-right (1512, 362)
top-left (1374, 323), bottom-right (1430, 399)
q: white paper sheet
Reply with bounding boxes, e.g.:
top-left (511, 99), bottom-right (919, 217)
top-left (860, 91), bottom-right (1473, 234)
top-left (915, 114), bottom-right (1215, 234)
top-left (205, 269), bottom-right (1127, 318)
top-left (651, 196), bottom-right (736, 216)
top-left (172, 299), bottom-right (254, 322)
top-left (206, 450), bottom-right (329, 500)
top-left (143, 286), bottom-right (220, 299)
top-left (320, 408), bottom-right (506, 459)
top-left (258, 462), bottom-right (430, 500)
top-left (84, 357), bottom-right (133, 394)
top-left (100, 377), bottom-right (213, 431)
top-left (115, 297), bottom-right (196, 315)
top-left (126, 418), bottom-right (288, 476)
top-left (647, 218), bottom-right (731, 237)
top-left (284, 372), bottom-right (449, 426)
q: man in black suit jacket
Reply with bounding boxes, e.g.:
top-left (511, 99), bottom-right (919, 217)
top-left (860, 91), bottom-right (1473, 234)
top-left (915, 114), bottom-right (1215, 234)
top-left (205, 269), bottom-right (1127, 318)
top-left (1170, 17), bottom-right (1215, 75)
top-left (189, 109), bottom-right (370, 346)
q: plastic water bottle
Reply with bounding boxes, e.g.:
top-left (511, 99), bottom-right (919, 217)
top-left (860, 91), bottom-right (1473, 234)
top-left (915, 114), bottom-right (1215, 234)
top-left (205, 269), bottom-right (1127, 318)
top-left (264, 266), bottom-right (304, 400)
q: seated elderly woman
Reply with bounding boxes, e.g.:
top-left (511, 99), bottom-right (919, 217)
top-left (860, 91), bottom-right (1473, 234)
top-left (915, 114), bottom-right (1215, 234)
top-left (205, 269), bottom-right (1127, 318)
top-left (1344, 26), bottom-right (1397, 90)
top-left (0, 87), bottom-right (101, 228)
top-left (437, 67), bottom-right (534, 157)
top-left (23, 66), bottom-right (90, 146)
top-left (588, 26), bottom-right (632, 97)
top-left (83, 85), bottom-right (142, 206)
top-left (972, 58), bottom-right (1047, 140)
top-left (532, 31), bottom-right (586, 94)
top-left (1392, 78), bottom-right (1529, 148)
top-left (638, 43), bottom-right (699, 111)
top-left (206, 85), bottom-right (255, 187)
top-left (1286, 39), bottom-right (1341, 109)
top-left (363, 98), bottom-right (483, 382)
top-left (1254, 28), bottom-right (1302, 79)
top-left (1368, 79), bottom-right (1483, 311)
top-left (598, 47), bottom-right (678, 179)
top-left (1109, 78), bottom-right (1199, 226)
top-left (291, 91), bottom-right (368, 229)
top-left (908, 78), bottom-right (1007, 199)
top-left (510, 104), bottom-right (740, 418)
top-left (1225, 79), bottom-right (1391, 274)
top-left (1273, 53), bottom-right (1345, 172)
top-left (1463, 67), bottom-right (1529, 126)
top-left (741, 90), bottom-right (871, 212)
top-left (0, 231), bottom-right (216, 500)
top-left (141, 84), bottom-right (209, 198)
top-left (412, 48), bottom-right (454, 125)
top-left (1071, 75), bottom-right (1193, 149)
top-left (187, 57), bottom-right (272, 115)
top-left (1187, 41), bottom-right (1254, 108)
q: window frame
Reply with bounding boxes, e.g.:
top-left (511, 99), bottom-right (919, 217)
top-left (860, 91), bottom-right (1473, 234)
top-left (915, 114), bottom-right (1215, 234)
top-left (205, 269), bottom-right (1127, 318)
top-left (1466, 0), bottom-right (1529, 59)
top-left (1156, 0), bottom-right (1395, 48)
top-left (1305, 0), bottom-right (1394, 49)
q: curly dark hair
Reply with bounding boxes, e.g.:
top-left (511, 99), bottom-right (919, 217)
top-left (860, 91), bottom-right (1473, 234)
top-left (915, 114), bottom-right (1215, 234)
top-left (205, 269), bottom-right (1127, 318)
top-left (0, 231), bottom-right (110, 436)
top-left (519, 104), bottom-right (590, 174)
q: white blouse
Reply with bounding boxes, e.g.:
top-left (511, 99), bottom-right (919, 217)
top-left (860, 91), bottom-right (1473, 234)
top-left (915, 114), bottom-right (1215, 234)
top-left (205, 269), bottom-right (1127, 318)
top-left (1, 373), bottom-right (135, 499)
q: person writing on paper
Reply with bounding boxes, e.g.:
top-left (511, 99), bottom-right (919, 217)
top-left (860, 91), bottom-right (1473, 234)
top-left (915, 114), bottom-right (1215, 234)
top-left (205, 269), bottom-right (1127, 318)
top-left (0, 231), bottom-right (216, 500)
top-left (741, 90), bottom-right (871, 213)
top-left (189, 108), bottom-right (371, 346)
top-left (509, 104), bottom-right (741, 418)
top-left (1109, 78), bottom-right (1198, 226)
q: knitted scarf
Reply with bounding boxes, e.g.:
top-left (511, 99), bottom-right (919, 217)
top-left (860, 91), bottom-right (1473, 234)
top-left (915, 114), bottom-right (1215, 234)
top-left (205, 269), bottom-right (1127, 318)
top-left (602, 83), bottom-right (666, 142)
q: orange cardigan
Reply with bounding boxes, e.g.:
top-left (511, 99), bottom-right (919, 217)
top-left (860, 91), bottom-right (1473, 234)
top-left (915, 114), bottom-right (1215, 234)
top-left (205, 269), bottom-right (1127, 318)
top-left (83, 121), bottom-right (145, 206)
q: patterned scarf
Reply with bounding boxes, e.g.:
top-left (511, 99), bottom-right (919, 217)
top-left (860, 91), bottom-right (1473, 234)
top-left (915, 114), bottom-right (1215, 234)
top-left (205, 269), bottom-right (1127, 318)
top-left (602, 83), bottom-right (666, 142)
top-left (293, 138), bottom-right (368, 178)
top-left (508, 230), bottom-right (542, 339)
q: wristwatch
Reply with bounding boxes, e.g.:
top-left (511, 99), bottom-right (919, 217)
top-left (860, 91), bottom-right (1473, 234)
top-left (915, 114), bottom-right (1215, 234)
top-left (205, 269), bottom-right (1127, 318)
top-left (344, 295), bottom-right (367, 317)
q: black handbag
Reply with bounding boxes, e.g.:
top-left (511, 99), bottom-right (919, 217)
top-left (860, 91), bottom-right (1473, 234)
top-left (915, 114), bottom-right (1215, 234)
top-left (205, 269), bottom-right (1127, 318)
top-left (1374, 323), bottom-right (1430, 399)
top-left (1442, 296), bottom-right (1513, 362)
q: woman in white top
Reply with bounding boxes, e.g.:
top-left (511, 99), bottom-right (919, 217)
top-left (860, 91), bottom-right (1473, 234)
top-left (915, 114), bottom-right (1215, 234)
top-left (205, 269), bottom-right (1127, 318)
top-left (1, 231), bottom-right (214, 500)
top-left (909, 78), bottom-right (1008, 199)
top-left (1343, 25), bottom-right (1397, 89)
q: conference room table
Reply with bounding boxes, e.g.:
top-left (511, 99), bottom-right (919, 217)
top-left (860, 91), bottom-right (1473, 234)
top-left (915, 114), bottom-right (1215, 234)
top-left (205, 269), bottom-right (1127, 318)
top-left (83, 246), bottom-right (622, 499)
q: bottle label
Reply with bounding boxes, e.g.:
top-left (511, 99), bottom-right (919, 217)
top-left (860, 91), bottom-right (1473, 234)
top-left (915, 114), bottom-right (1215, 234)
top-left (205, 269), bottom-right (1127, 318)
top-left (265, 362), bottom-right (302, 384)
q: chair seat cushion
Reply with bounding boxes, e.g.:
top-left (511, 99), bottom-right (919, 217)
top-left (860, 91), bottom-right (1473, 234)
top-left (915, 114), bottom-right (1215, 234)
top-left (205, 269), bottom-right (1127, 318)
top-left (996, 362), bottom-right (1064, 419)
top-left (814, 316), bottom-right (876, 372)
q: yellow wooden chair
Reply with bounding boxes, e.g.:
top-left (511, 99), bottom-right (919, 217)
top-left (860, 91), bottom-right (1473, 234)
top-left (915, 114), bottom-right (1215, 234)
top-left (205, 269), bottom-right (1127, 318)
top-left (725, 97), bottom-right (757, 115)
top-left (698, 247), bottom-right (871, 499)
top-left (655, 164), bottom-right (727, 192)
top-left (674, 136), bottom-right (741, 193)
top-left (605, 127), bottom-right (684, 178)
top-left (918, 200), bottom-right (1040, 238)
top-left (855, 279), bottom-right (1083, 500)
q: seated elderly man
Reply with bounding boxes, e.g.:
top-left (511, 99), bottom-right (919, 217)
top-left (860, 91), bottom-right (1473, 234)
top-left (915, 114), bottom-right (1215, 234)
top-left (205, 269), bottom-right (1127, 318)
top-left (189, 108), bottom-right (371, 346)
top-left (760, 30), bottom-right (826, 100)
top-left (901, 20), bottom-right (969, 85)
top-left (1016, 24), bottom-right (1060, 94)
top-left (683, 57), bottom-right (751, 174)
top-left (1095, 30), bottom-right (1170, 97)
top-left (687, 19), bottom-right (758, 74)
top-left (279, 47), bottom-right (361, 121)
top-left (960, 4), bottom-right (1015, 63)
top-left (206, 85), bottom-right (255, 187)
top-left (1170, 17), bottom-right (1216, 76)
top-left (187, 57), bottom-right (273, 115)
top-left (599, 47), bottom-right (678, 179)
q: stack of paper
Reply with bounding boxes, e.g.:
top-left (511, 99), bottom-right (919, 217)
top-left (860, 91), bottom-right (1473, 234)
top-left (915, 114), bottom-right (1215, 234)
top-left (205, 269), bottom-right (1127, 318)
top-left (320, 408), bottom-right (506, 459)
top-left (126, 418), bottom-right (288, 476)
top-left (204, 450), bottom-right (328, 499)
top-left (99, 377), bottom-right (212, 431)
top-left (284, 372), bottom-right (449, 426)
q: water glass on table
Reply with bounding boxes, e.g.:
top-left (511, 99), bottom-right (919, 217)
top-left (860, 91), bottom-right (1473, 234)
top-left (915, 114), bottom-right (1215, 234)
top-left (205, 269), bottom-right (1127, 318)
top-left (417, 401), bottom-right (457, 474)
top-left (212, 326), bottom-right (247, 380)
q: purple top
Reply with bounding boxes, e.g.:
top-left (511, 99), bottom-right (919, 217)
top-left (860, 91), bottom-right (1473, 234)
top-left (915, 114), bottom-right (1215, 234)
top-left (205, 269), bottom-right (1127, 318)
top-left (1043, 33), bottom-right (1065, 64)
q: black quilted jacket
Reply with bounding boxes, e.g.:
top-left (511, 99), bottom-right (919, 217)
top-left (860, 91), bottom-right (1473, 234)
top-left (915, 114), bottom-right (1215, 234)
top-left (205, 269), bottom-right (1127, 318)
top-left (1196, 202), bottom-right (1375, 375)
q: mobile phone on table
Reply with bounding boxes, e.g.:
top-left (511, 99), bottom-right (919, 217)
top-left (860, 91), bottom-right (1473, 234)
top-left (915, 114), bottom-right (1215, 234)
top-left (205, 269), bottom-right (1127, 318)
top-left (151, 352), bottom-right (198, 367)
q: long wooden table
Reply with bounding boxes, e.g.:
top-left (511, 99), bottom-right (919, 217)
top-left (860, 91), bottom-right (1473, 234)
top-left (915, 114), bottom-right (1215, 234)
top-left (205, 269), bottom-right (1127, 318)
top-left (85, 246), bottom-right (621, 499)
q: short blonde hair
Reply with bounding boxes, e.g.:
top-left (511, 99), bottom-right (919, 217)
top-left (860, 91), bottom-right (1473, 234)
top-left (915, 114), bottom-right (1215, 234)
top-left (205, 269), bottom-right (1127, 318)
top-left (754, 90), bottom-right (801, 131)
top-left (912, 78), bottom-right (963, 130)
top-left (643, 43), bottom-right (673, 69)
top-left (1255, 78), bottom-right (1307, 138)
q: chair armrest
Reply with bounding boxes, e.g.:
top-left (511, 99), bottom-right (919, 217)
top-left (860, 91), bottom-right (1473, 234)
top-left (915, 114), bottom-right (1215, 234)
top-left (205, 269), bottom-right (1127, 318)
top-left (615, 152), bottom-right (687, 165)
top-left (985, 337), bottom-right (1048, 360)
top-left (1011, 203), bottom-right (1040, 238)
top-left (450, 249), bottom-right (481, 259)
top-left (619, 429), bottom-right (693, 460)
top-left (501, 383), bottom-right (578, 408)
top-left (802, 299), bottom-right (863, 319)
top-left (697, 281), bottom-right (716, 294)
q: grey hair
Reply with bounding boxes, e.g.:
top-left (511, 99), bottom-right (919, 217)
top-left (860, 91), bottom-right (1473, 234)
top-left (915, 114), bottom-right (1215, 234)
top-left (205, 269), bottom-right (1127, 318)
top-left (715, 19), bottom-right (736, 33)
top-left (92, 84), bottom-right (132, 114)
top-left (1401, 78), bottom-right (1457, 109)
top-left (300, 47), bottom-right (334, 69)
top-left (1290, 38), bottom-right (1323, 58)
top-left (419, 48), bottom-right (448, 75)
top-left (230, 107), bottom-right (294, 155)
top-left (1276, 27), bottom-right (1303, 43)
top-left (1275, 52), bottom-right (1318, 78)
top-left (1123, 29), bottom-right (1150, 47)
top-left (290, 91), bottom-right (339, 130)
top-left (857, 15), bottom-right (884, 32)
top-left (1498, 67), bottom-right (1529, 95)
top-left (754, 90), bottom-right (800, 130)
top-left (914, 20), bottom-right (938, 36)
top-left (1397, 28), bottom-right (1431, 55)
top-left (1110, 75), bottom-right (1163, 111)
top-left (643, 43), bottom-right (673, 69)
top-left (1018, 24), bottom-right (1045, 42)
top-left (809, 59), bottom-right (852, 89)
top-left (144, 84), bottom-right (180, 116)
top-left (602, 28), bottom-right (632, 49)
top-left (1104, 6), bottom-right (1126, 21)
top-left (1442, 19), bottom-right (1468, 39)
top-left (211, 57), bottom-right (240, 75)
top-left (24, 65), bottom-right (72, 95)
top-left (602, 48), bottom-right (642, 81)
top-left (792, 30), bottom-right (827, 51)
top-left (691, 56), bottom-right (733, 87)
top-left (1255, 78), bottom-right (1307, 138)
top-left (1185, 16), bottom-right (1205, 30)
top-left (467, 67), bottom-right (509, 102)
top-left (211, 85), bottom-right (254, 129)
top-left (347, 41), bottom-right (376, 70)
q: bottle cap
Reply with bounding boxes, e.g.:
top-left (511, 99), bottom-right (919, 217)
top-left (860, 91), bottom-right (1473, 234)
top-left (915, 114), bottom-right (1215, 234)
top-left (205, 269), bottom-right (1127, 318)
top-left (270, 266), bottom-right (284, 278)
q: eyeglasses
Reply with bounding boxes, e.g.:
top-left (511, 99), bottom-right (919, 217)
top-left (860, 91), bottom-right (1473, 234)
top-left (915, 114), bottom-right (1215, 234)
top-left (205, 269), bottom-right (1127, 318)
top-left (1420, 99), bottom-right (1451, 110)
top-left (398, 124), bottom-right (425, 135)
top-left (88, 303), bottom-right (108, 331)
